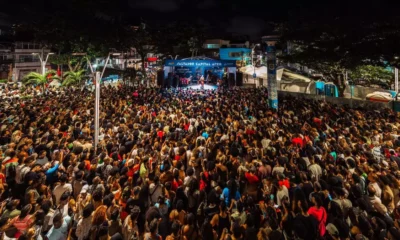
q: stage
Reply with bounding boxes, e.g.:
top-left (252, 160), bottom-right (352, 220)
top-left (181, 84), bottom-right (218, 90)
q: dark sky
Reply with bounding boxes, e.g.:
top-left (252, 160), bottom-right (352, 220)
top-left (128, 0), bottom-right (293, 38)
top-left (2, 0), bottom-right (398, 40)
top-left (126, 0), bottom-right (398, 39)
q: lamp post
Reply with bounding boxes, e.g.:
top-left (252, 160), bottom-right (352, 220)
top-left (251, 44), bottom-right (260, 66)
top-left (72, 52), bottom-right (121, 152)
top-left (395, 56), bottom-right (399, 95)
top-left (32, 52), bottom-right (54, 75)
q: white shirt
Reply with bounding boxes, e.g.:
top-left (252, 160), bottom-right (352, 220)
top-left (149, 183), bottom-right (163, 203)
top-left (277, 186), bottom-right (289, 206)
top-left (15, 164), bottom-right (30, 184)
top-left (308, 163), bottom-right (322, 181)
top-left (53, 183), bottom-right (73, 205)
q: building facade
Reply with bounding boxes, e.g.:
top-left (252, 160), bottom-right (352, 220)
top-left (12, 42), bottom-right (52, 81)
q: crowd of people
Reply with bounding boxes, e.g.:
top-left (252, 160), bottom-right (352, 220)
top-left (0, 84), bottom-right (400, 240)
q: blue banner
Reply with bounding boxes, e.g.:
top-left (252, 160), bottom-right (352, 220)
top-left (165, 60), bottom-right (236, 68)
top-left (266, 44), bottom-right (278, 109)
top-left (219, 48), bottom-right (251, 61)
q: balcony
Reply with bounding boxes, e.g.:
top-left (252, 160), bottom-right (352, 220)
top-left (15, 62), bottom-right (42, 68)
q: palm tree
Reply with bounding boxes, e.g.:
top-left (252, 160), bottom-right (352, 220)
top-left (62, 70), bottom-right (87, 86)
top-left (22, 70), bottom-right (60, 91)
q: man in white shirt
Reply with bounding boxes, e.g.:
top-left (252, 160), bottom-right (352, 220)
top-left (149, 176), bottom-right (163, 204)
top-left (277, 184), bottom-right (289, 206)
top-left (308, 156), bottom-right (322, 181)
top-left (53, 174), bottom-right (72, 205)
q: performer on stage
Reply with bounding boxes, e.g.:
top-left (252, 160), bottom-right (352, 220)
top-left (199, 75), bottom-right (205, 89)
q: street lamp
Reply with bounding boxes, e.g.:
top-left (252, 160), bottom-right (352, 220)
top-left (72, 52), bottom-right (121, 152)
top-left (32, 52), bottom-right (54, 75)
top-left (168, 55), bottom-right (179, 60)
top-left (251, 44), bottom-right (260, 66)
top-left (395, 56), bottom-right (399, 94)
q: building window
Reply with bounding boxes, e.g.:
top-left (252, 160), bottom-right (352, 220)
top-left (229, 52), bottom-right (244, 58)
top-left (19, 55), bottom-right (39, 63)
top-left (206, 44), bottom-right (220, 49)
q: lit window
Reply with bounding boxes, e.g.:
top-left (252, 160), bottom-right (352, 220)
top-left (229, 52), bottom-right (244, 57)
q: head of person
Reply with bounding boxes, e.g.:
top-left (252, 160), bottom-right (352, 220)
top-left (52, 212), bottom-right (64, 229)
top-left (19, 204), bottom-right (32, 219)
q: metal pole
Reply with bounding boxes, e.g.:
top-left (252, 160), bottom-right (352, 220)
top-left (41, 48), bottom-right (45, 75)
top-left (43, 53), bottom-right (51, 75)
top-left (94, 71), bottom-right (100, 153)
top-left (251, 49), bottom-right (254, 66)
top-left (101, 54), bottom-right (111, 79)
top-left (395, 67), bottom-right (399, 94)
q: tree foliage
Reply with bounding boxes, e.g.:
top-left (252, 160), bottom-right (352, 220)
top-left (22, 70), bottom-right (60, 88)
top-left (281, 13), bottom-right (400, 96)
top-left (349, 65), bottom-right (393, 87)
top-left (62, 70), bottom-right (87, 86)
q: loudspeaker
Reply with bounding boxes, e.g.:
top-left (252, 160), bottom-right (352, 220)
top-left (157, 70), bottom-right (164, 87)
top-left (236, 72), bottom-right (243, 86)
top-left (228, 73), bottom-right (235, 86)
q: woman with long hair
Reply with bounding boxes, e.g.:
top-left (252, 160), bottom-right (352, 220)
top-left (222, 179), bottom-right (240, 207)
top-left (88, 205), bottom-right (108, 240)
top-left (182, 213), bottom-right (198, 240)
top-left (10, 204), bottom-right (35, 236)
top-left (210, 201), bottom-right (231, 238)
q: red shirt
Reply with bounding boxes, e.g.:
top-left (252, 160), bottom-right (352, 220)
top-left (157, 131), bottom-right (164, 139)
top-left (308, 206), bottom-right (327, 236)
top-left (292, 137), bottom-right (303, 148)
top-left (0, 173), bottom-right (5, 185)
top-left (200, 179), bottom-right (207, 191)
top-left (184, 123), bottom-right (190, 131)
top-left (245, 172), bottom-right (259, 184)
top-left (279, 179), bottom-right (290, 189)
top-left (84, 160), bottom-right (91, 171)
top-left (172, 179), bottom-right (182, 191)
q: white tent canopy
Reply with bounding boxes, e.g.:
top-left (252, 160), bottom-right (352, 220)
top-left (239, 66), bottom-right (268, 79)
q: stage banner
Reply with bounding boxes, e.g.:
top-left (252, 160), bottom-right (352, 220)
top-left (165, 60), bottom-right (236, 68)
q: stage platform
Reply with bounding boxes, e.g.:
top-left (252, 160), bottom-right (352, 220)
top-left (181, 84), bottom-right (218, 90)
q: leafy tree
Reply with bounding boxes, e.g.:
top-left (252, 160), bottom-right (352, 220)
top-left (122, 24), bottom-right (157, 78)
top-left (349, 65), bottom-right (393, 87)
top-left (62, 70), bottom-right (87, 86)
top-left (22, 70), bottom-right (60, 91)
top-left (280, 14), bottom-right (400, 96)
top-left (188, 37), bottom-right (200, 58)
top-left (154, 22), bottom-right (208, 58)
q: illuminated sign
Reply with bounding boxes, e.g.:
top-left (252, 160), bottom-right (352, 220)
top-left (165, 60), bottom-right (236, 67)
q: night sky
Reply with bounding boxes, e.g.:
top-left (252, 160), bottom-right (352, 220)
top-left (2, 0), bottom-right (399, 40)
top-left (126, 0), bottom-right (399, 39)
